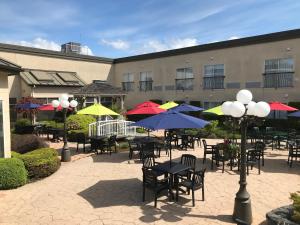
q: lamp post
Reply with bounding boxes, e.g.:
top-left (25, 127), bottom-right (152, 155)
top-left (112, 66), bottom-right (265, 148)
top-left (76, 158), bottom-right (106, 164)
top-left (221, 90), bottom-right (270, 225)
top-left (52, 94), bottom-right (78, 162)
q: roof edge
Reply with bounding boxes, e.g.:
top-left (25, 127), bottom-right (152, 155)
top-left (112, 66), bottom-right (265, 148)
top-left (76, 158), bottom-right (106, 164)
top-left (114, 28), bottom-right (300, 63)
top-left (0, 43), bottom-right (114, 64)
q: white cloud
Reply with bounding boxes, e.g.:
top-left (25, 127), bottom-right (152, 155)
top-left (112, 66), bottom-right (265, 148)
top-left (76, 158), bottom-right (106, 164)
top-left (101, 39), bottom-right (130, 50)
top-left (5, 38), bottom-right (61, 51)
top-left (228, 36), bottom-right (240, 40)
top-left (80, 45), bottom-right (94, 55)
top-left (140, 38), bottom-right (199, 53)
top-left (5, 38), bottom-right (94, 55)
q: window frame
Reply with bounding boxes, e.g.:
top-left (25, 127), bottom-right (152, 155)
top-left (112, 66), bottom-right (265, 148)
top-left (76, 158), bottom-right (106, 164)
top-left (175, 67), bottom-right (194, 91)
top-left (203, 64), bottom-right (225, 89)
top-left (122, 73), bottom-right (135, 92)
top-left (139, 71), bottom-right (153, 92)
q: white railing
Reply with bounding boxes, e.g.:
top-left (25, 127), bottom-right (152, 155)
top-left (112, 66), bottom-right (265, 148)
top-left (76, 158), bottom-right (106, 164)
top-left (88, 119), bottom-right (137, 137)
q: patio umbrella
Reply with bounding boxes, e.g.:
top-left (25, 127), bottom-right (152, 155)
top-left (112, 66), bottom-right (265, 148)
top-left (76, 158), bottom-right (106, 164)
top-left (269, 102), bottom-right (298, 111)
top-left (39, 104), bottom-right (64, 111)
top-left (135, 101), bottom-right (160, 108)
top-left (202, 105), bottom-right (224, 115)
top-left (16, 102), bottom-right (41, 109)
top-left (288, 111), bottom-right (300, 117)
top-left (126, 106), bottom-right (166, 115)
top-left (159, 101), bottom-right (178, 110)
top-left (172, 103), bottom-right (204, 112)
top-left (77, 103), bottom-right (119, 116)
top-left (132, 110), bottom-right (209, 163)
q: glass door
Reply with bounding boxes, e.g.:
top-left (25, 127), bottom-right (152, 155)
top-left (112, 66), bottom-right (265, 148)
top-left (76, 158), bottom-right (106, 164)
top-left (0, 101), bottom-right (4, 157)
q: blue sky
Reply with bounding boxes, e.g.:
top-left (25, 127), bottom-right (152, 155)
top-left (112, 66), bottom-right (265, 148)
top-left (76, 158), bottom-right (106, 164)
top-left (0, 0), bottom-right (299, 58)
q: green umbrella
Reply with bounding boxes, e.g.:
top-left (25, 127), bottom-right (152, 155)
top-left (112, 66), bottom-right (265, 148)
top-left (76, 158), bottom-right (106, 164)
top-left (203, 105), bottom-right (224, 115)
top-left (77, 103), bottom-right (119, 116)
top-left (159, 101), bottom-right (178, 110)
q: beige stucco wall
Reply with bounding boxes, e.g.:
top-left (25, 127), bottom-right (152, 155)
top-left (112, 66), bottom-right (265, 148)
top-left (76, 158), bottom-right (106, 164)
top-left (113, 38), bottom-right (300, 108)
top-left (0, 72), bottom-right (11, 158)
top-left (0, 51), bottom-right (112, 98)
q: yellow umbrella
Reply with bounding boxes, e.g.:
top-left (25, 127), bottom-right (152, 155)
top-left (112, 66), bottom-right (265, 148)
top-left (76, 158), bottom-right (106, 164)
top-left (77, 103), bottom-right (119, 116)
top-left (159, 101), bottom-right (178, 110)
top-left (203, 105), bottom-right (224, 115)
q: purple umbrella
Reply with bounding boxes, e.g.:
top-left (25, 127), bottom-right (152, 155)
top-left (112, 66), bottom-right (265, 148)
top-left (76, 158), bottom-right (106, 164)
top-left (172, 103), bottom-right (204, 112)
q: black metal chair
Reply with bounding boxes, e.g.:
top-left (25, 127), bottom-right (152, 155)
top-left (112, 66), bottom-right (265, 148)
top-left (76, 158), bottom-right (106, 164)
top-left (128, 139), bottom-right (140, 159)
top-left (246, 149), bottom-right (261, 175)
top-left (202, 139), bottom-right (216, 163)
top-left (76, 133), bottom-right (90, 152)
top-left (255, 141), bottom-right (266, 166)
top-left (177, 154), bottom-right (196, 179)
top-left (140, 142), bottom-right (156, 160)
top-left (142, 168), bottom-right (170, 208)
top-left (211, 144), bottom-right (227, 173)
top-left (176, 169), bottom-right (206, 206)
top-left (288, 143), bottom-right (300, 168)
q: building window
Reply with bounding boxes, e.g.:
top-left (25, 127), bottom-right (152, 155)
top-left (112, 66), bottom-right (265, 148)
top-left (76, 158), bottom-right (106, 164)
top-left (0, 101), bottom-right (4, 157)
top-left (85, 97), bottom-right (95, 107)
top-left (203, 64), bottom-right (225, 89)
top-left (175, 68), bottom-right (194, 90)
top-left (139, 72), bottom-right (153, 91)
top-left (101, 97), bottom-right (112, 108)
top-left (263, 58), bottom-right (294, 88)
top-left (122, 73), bottom-right (134, 91)
top-left (9, 98), bottom-right (17, 123)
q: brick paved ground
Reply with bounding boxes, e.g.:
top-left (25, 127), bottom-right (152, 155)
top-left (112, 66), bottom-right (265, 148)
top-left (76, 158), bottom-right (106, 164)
top-left (0, 138), bottom-right (299, 225)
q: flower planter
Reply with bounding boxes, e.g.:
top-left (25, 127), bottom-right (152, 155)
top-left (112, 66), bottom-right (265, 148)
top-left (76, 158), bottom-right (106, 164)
top-left (266, 205), bottom-right (298, 225)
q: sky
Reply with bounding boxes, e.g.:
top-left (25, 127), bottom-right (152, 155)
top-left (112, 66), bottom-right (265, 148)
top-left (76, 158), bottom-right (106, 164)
top-left (0, 0), bottom-right (299, 58)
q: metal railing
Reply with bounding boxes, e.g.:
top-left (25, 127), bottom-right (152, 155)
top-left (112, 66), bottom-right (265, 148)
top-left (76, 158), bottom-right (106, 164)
top-left (89, 119), bottom-right (137, 137)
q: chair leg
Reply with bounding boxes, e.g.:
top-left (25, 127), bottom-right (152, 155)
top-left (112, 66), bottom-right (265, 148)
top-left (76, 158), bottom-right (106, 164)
top-left (154, 192), bottom-right (157, 208)
top-left (211, 157), bottom-right (214, 170)
top-left (258, 160), bottom-right (261, 175)
top-left (202, 186), bottom-right (205, 201)
top-left (262, 155), bottom-right (264, 166)
top-left (192, 190), bottom-right (195, 207)
top-left (76, 143), bottom-right (79, 152)
top-left (203, 153), bottom-right (206, 163)
top-left (247, 165), bottom-right (249, 175)
top-left (83, 143), bottom-right (86, 153)
top-left (222, 161), bottom-right (225, 173)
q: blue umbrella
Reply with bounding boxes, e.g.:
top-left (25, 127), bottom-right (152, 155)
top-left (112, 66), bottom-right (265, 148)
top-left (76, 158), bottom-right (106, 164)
top-left (288, 111), bottom-right (300, 117)
top-left (16, 103), bottom-right (41, 109)
top-left (172, 103), bottom-right (204, 112)
top-left (132, 110), bottom-right (209, 163)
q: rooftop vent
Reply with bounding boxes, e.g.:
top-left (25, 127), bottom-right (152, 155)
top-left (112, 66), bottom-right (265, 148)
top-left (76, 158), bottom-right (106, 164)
top-left (61, 42), bottom-right (81, 54)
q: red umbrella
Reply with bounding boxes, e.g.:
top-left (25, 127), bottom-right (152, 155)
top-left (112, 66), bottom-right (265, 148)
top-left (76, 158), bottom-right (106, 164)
top-left (126, 106), bottom-right (166, 115)
top-left (135, 101), bottom-right (160, 108)
top-left (38, 104), bottom-right (63, 111)
top-left (269, 102), bottom-right (298, 111)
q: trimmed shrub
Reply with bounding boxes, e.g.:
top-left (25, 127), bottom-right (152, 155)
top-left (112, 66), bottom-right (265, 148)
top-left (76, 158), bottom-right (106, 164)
top-left (67, 129), bottom-right (88, 142)
top-left (0, 158), bottom-right (27, 189)
top-left (14, 119), bottom-right (34, 134)
top-left (15, 118), bottom-right (31, 127)
top-left (66, 114), bottom-right (96, 130)
top-left (291, 192), bottom-right (300, 223)
top-left (39, 120), bottom-right (64, 129)
top-left (14, 148), bottom-right (61, 179)
top-left (11, 134), bottom-right (49, 154)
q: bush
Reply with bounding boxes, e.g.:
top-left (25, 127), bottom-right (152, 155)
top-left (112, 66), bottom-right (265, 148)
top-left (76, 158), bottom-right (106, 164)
top-left (66, 114), bottom-right (96, 130)
top-left (291, 192), bottom-right (300, 223)
top-left (0, 158), bottom-right (27, 189)
top-left (13, 148), bottom-right (61, 179)
top-left (136, 127), bottom-right (147, 133)
top-left (15, 118), bottom-right (31, 127)
top-left (67, 129), bottom-right (88, 142)
top-left (11, 134), bottom-right (49, 154)
top-left (14, 119), bottom-right (34, 134)
top-left (39, 120), bottom-right (64, 129)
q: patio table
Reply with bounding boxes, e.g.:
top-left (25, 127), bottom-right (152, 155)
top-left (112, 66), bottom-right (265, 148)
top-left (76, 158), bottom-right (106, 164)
top-left (152, 161), bottom-right (191, 201)
top-left (89, 136), bottom-right (107, 152)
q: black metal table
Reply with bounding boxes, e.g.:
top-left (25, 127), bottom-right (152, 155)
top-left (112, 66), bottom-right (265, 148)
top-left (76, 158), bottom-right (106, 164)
top-left (89, 136), bottom-right (107, 152)
top-left (152, 161), bottom-right (191, 200)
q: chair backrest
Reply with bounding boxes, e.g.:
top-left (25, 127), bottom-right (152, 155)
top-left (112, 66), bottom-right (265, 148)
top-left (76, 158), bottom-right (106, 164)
top-left (142, 168), bottom-right (157, 188)
top-left (128, 139), bottom-right (137, 149)
top-left (142, 155), bottom-right (156, 169)
top-left (181, 154), bottom-right (196, 170)
top-left (76, 133), bottom-right (86, 142)
top-left (255, 141), bottom-right (265, 152)
top-left (202, 139), bottom-right (208, 148)
top-left (192, 169), bottom-right (206, 189)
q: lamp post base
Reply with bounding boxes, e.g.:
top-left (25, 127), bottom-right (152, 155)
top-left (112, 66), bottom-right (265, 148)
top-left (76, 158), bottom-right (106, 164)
top-left (61, 148), bottom-right (71, 162)
top-left (233, 197), bottom-right (252, 225)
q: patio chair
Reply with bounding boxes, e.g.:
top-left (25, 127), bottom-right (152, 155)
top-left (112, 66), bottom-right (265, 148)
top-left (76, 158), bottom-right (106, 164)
top-left (176, 169), bottom-right (206, 206)
top-left (142, 168), bottom-right (170, 208)
top-left (128, 139), bottom-right (140, 159)
top-left (202, 139), bottom-right (216, 163)
top-left (246, 149), bottom-right (261, 175)
top-left (76, 133), bottom-right (90, 152)
top-left (255, 141), bottom-right (266, 166)
top-left (177, 154), bottom-right (196, 179)
top-left (288, 143), bottom-right (300, 168)
top-left (140, 142), bottom-right (156, 159)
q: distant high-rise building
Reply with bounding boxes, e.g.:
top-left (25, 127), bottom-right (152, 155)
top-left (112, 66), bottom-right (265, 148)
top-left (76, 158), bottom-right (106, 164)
top-left (61, 42), bottom-right (81, 54)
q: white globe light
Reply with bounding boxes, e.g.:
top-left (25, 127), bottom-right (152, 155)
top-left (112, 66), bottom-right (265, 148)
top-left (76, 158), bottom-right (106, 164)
top-left (246, 101), bottom-right (256, 116)
top-left (236, 89), bottom-right (253, 104)
top-left (51, 100), bottom-right (60, 108)
top-left (61, 100), bottom-right (70, 109)
top-left (70, 100), bottom-right (78, 108)
top-left (254, 101), bottom-right (271, 117)
top-left (230, 101), bottom-right (246, 118)
top-left (60, 94), bottom-right (69, 102)
top-left (221, 101), bottom-right (233, 115)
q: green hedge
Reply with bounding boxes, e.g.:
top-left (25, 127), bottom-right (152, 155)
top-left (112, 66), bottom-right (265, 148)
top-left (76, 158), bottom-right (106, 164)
top-left (13, 148), bottom-right (61, 179)
top-left (39, 120), bottom-right (64, 129)
top-left (67, 129), bottom-right (88, 142)
top-left (0, 158), bottom-right (27, 190)
top-left (66, 114), bottom-right (96, 130)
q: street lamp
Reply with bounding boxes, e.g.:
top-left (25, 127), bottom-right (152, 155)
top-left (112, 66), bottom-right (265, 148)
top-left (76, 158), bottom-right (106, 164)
top-left (221, 89), bottom-right (270, 225)
top-left (52, 94), bottom-right (78, 162)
